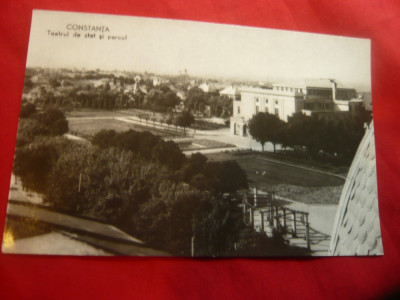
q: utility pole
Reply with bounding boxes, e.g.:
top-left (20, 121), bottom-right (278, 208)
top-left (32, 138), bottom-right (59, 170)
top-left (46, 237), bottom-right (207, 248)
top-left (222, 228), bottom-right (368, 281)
top-left (78, 173), bottom-right (82, 193)
top-left (191, 235), bottom-right (195, 257)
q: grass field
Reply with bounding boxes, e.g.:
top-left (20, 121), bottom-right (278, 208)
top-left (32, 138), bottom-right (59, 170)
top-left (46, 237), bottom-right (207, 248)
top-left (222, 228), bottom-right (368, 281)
top-left (66, 110), bottom-right (129, 118)
top-left (68, 118), bottom-right (183, 138)
top-left (236, 157), bottom-right (344, 188)
top-left (236, 157), bottom-right (344, 204)
top-left (206, 152), bottom-right (345, 204)
top-left (67, 111), bottom-right (233, 150)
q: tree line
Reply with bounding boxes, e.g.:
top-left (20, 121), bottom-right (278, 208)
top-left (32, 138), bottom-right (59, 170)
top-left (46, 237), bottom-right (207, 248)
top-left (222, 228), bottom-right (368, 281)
top-left (248, 111), bottom-right (370, 164)
top-left (185, 87), bottom-right (233, 118)
top-left (13, 103), bottom-right (306, 256)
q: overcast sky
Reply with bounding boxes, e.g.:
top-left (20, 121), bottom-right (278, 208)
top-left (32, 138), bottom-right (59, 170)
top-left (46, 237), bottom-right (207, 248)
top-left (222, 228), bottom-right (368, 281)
top-left (27, 10), bottom-right (371, 90)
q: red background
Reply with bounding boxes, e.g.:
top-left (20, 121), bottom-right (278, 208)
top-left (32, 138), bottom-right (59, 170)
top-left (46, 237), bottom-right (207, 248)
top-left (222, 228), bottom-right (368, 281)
top-left (1, 1), bottom-right (399, 299)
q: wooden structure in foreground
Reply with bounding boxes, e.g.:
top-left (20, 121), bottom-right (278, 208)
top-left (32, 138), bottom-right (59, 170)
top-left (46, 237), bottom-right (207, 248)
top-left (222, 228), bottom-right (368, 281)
top-left (242, 193), bottom-right (311, 250)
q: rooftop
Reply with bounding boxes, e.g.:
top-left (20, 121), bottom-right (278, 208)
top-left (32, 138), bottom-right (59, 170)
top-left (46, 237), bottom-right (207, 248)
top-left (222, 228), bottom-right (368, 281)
top-left (273, 79), bottom-right (354, 90)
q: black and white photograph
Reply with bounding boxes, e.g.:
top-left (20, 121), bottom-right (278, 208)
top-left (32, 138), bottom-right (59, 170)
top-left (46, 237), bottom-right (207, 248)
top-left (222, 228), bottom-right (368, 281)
top-left (2, 9), bottom-right (382, 257)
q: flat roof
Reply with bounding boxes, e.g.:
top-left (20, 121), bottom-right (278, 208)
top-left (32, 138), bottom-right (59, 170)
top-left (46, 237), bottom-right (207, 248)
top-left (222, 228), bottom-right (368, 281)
top-left (239, 86), bottom-right (302, 97)
top-left (273, 79), bottom-right (355, 90)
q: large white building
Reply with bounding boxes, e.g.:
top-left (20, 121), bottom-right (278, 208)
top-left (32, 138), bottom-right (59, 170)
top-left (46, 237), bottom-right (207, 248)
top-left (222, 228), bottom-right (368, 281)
top-left (230, 79), bottom-right (361, 136)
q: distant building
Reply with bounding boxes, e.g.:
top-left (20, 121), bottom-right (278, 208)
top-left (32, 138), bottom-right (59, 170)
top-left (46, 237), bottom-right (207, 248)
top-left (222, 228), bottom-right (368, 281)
top-left (219, 86), bottom-right (240, 100)
top-left (199, 82), bottom-right (225, 93)
top-left (199, 83), bottom-right (211, 93)
top-left (152, 76), bottom-right (168, 87)
top-left (230, 79), bottom-right (363, 136)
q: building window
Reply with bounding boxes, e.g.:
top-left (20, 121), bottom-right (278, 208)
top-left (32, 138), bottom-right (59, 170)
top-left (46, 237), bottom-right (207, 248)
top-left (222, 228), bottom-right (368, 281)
top-left (275, 108), bottom-right (279, 117)
top-left (265, 99), bottom-right (268, 103)
top-left (256, 106), bottom-right (259, 114)
top-left (275, 100), bottom-right (278, 105)
top-left (265, 107), bottom-right (269, 113)
top-left (255, 97), bottom-right (259, 102)
top-left (237, 106), bottom-right (240, 114)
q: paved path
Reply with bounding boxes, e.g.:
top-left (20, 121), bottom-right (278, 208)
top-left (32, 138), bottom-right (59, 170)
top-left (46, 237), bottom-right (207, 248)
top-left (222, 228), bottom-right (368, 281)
top-left (252, 204), bottom-right (334, 256)
top-left (64, 133), bottom-right (90, 143)
top-left (183, 147), bottom-right (237, 155)
top-left (250, 190), bottom-right (337, 255)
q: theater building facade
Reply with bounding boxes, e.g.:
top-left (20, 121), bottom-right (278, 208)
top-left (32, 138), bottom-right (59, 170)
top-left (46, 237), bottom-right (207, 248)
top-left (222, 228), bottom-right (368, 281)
top-left (230, 79), bottom-right (360, 136)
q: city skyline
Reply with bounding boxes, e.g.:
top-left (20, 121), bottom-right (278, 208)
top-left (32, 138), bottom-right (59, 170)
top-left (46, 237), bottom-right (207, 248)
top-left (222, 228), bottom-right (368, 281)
top-left (27, 10), bottom-right (371, 90)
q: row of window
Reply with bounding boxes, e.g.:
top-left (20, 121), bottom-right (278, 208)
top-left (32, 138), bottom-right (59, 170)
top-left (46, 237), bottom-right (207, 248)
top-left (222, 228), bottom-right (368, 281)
top-left (275, 86), bottom-right (303, 93)
top-left (255, 97), bottom-right (279, 105)
top-left (255, 106), bottom-right (280, 115)
top-left (237, 105), bottom-right (280, 116)
top-left (237, 99), bottom-right (281, 115)
top-left (308, 89), bottom-right (332, 96)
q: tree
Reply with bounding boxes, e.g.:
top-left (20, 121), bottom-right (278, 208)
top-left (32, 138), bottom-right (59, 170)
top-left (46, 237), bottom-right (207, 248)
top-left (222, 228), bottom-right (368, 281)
top-left (15, 108), bottom-right (69, 145)
top-left (134, 185), bottom-right (210, 255)
top-left (143, 87), bottom-right (180, 112)
top-left (49, 77), bottom-right (61, 88)
top-left (92, 129), bottom-right (187, 168)
top-left (181, 152), bottom-right (208, 182)
top-left (92, 129), bottom-right (117, 149)
top-left (19, 103), bottom-right (37, 118)
top-left (185, 87), bottom-right (210, 114)
top-left (174, 111), bottom-right (194, 135)
top-left (248, 112), bottom-right (285, 152)
top-left (14, 141), bottom-right (59, 193)
top-left (202, 161), bottom-right (248, 193)
top-left (38, 109), bottom-right (69, 136)
top-left (151, 140), bottom-right (186, 170)
top-left (208, 95), bottom-right (232, 118)
top-left (286, 113), bottom-right (324, 159)
top-left (51, 118), bottom-right (69, 136)
top-left (193, 195), bottom-right (245, 256)
top-left (23, 76), bottom-right (34, 92)
top-left (17, 118), bottom-right (49, 141)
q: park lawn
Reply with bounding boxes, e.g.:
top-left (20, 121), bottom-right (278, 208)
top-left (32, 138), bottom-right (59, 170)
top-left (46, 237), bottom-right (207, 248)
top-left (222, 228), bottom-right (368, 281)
top-left (69, 118), bottom-right (134, 137)
top-left (66, 110), bottom-right (129, 118)
top-left (236, 157), bottom-right (345, 204)
top-left (236, 157), bottom-right (344, 188)
top-left (68, 118), bottom-right (182, 138)
top-left (206, 152), bottom-right (345, 205)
